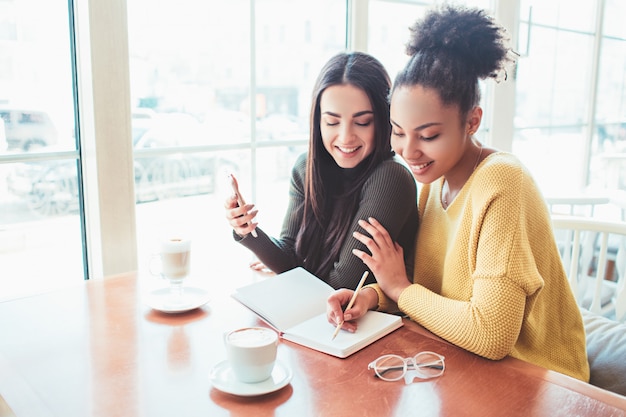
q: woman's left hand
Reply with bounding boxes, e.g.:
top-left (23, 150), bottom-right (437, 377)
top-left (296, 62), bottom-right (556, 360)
top-left (249, 260), bottom-right (275, 276)
top-left (352, 217), bottom-right (411, 302)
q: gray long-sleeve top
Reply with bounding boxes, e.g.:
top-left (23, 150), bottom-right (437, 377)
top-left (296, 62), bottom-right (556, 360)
top-left (235, 153), bottom-right (419, 290)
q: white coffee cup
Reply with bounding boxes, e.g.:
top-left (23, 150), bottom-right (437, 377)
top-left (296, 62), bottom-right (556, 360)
top-left (225, 327), bottom-right (278, 383)
top-left (151, 238), bottom-right (191, 283)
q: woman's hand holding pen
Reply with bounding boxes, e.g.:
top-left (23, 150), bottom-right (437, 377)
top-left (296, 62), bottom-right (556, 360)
top-left (224, 193), bottom-right (259, 238)
top-left (326, 287), bottom-right (378, 333)
top-left (352, 217), bottom-right (412, 303)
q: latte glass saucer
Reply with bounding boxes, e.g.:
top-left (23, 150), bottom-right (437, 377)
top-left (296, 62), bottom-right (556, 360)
top-left (144, 286), bottom-right (210, 313)
top-left (209, 360), bottom-right (292, 397)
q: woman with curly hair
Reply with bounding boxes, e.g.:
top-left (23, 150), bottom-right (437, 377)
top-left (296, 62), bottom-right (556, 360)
top-left (328, 5), bottom-right (589, 382)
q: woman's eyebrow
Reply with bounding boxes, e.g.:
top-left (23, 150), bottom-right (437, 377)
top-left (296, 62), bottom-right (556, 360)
top-left (322, 110), bottom-right (373, 118)
top-left (391, 119), bottom-right (442, 131)
top-left (353, 110), bottom-right (374, 117)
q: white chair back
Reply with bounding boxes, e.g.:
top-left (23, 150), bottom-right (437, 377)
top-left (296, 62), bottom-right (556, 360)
top-left (545, 196), bottom-right (610, 217)
top-left (551, 215), bottom-right (626, 322)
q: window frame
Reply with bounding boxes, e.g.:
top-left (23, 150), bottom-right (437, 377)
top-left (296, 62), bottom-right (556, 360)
top-left (30, 0), bottom-right (615, 280)
top-left (75, 0), bottom-right (137, 278)
top-left (77, 0), bottom-right (520, 278)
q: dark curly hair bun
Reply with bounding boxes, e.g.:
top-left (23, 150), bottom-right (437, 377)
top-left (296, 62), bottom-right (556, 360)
top-left (406, 5), bottom-right (509, 80)
top-left (395, 4), bottom-right (514, 115)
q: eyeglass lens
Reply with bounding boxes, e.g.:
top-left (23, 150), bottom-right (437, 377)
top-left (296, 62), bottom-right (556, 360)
top-left (411, 352), bottom-right (445, 378)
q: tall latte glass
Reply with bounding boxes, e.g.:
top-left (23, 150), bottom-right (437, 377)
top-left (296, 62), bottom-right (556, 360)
top-left (151, 238), bottom-right (191, 306)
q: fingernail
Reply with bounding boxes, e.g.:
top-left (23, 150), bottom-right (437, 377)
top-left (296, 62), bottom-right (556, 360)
top-left (344, 314), bottom-right (351, 321)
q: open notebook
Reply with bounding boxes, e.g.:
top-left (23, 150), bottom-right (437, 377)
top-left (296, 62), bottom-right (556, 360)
top-left (231, 267), bottom-right (403, 358)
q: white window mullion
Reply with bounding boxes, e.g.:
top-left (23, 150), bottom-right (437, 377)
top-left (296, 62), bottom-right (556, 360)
top-left (489, 0), bottom-right (520, 152)
top-left (250, 0), bottom-right (258, 201)
top-left (75, 0), bottom-right (137, 278)
top-left (347, 0), bottom-right (369, 52)
top-left (582, 0), bottom-right (606, 186)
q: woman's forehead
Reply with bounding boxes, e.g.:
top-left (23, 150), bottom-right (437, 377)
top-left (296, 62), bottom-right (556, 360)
top-left (390, 86), bottom-right (459, 127)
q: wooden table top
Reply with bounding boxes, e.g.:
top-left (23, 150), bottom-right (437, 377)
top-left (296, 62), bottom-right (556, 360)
top-left (1, 270), bottom-right (625, 417)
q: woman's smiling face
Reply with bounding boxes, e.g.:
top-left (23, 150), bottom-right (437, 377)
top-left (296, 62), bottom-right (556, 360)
top-left (389, 85), bottom-right (467, 184)
top-left (320, 84), bottom-right (376, 169)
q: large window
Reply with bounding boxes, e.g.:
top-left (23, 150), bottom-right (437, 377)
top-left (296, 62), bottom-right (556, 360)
top-left (127, 0), bottom-right (346, 283)
top-left (2, 0), bottom-right (625, 300)
top-left (0, 0), bottom-right (84, 300)
top-left (513, 0), bottom-right (626, 202)
top-left (591, 0), bottom-right (626, 192)
top-left (1, 0), bottom-right (347, 300)
top-left (512, 0), bottom-right (596, 194)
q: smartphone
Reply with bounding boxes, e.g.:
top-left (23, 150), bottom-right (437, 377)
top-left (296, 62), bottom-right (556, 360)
top-left (229, 174), bottom-right (258, 237)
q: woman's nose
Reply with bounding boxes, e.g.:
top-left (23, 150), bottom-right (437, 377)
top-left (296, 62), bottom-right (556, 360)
top-left (339, 123), bottom-right (354, 141)
top-left (392, 141), bottom-right (415, 159)
top-left (404, 139), bottom-right (422, 157)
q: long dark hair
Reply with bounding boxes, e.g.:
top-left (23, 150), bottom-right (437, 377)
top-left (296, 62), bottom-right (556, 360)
top-left (296, 52), bottom-right (393, 278)
top-left (393, 5), bottom-right (513, 119)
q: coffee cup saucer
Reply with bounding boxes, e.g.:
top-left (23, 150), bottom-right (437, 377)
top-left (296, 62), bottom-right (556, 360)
top-left (144, 287), bottom-right (210, 313)
top-left (209, 360), bottom-right (293, 397)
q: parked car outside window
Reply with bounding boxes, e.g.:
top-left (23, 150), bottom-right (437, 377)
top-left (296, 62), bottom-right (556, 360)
top-left (0, 107), bottom-right (58, 151)
top-left (6, 110), bottom-right (240, 216)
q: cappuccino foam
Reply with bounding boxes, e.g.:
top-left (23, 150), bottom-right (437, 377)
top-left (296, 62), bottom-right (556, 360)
top-left (228, 328), bottom-right (276, 347)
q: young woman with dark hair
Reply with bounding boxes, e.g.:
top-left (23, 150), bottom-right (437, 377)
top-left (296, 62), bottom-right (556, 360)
top-left (225, 51), bottom-right (418, 290)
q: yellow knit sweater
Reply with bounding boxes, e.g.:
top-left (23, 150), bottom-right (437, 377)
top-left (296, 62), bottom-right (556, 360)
top-left (372, 152), bottom-right (590, 381)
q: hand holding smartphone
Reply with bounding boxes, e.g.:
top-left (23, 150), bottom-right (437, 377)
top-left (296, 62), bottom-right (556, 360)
top-left (229, 173), bottom-right (258, 238)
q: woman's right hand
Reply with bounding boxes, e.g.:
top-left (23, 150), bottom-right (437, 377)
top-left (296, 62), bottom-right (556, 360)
top-left (224, 194), bottom-right (258, 237)
top-left (326, 287), bottom-right (378, 333)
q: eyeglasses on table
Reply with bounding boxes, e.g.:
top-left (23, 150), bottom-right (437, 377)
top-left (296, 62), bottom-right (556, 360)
top-left (368, 351), bottom-right (445, 384)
